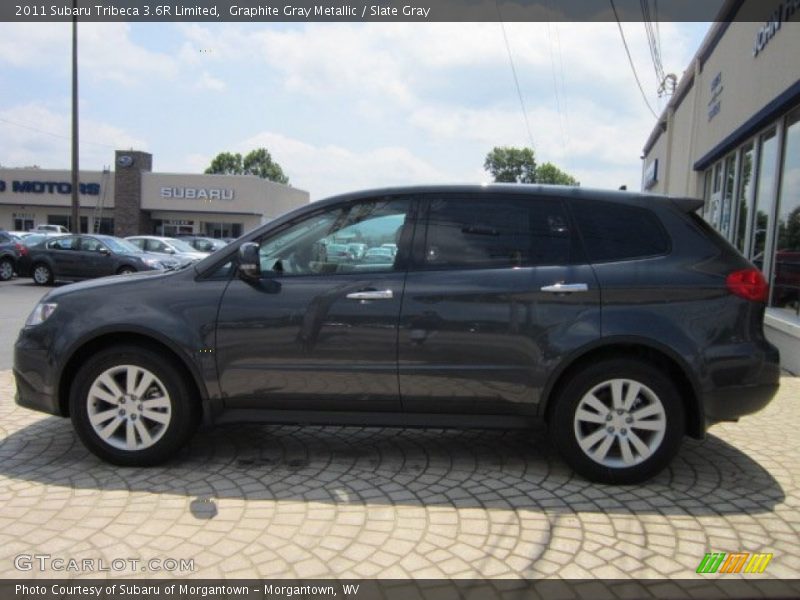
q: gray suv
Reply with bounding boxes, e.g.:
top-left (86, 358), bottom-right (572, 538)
top-left (13, 186), bottom-right (780, 484)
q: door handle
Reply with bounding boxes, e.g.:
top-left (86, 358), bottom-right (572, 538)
top-left (346, 290), bottom-right (394, 300)
top-left (540, 283), bottom-right (589, 293)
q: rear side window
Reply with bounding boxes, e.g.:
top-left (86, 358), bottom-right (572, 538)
top-left (420, 196), bottom-right (572, 268)
top-left (571, 199), bottom-right (669, 262)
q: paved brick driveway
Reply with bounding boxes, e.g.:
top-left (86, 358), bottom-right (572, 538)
top-left (0, 370), bottom-right (798, 580)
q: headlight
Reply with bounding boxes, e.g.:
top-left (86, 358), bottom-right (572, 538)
top-left (25, 302), bottom-right (58, 327)
top-left (142, 258), bottom-right (165, 270)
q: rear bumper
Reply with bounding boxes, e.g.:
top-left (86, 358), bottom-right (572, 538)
top-left (701, 349), bottom-right (781, 427)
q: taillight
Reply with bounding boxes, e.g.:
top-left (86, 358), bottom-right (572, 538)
top-left (726, 268), bottom-right (768, 302)
top-left (14, 242), bottom-right (28, 257)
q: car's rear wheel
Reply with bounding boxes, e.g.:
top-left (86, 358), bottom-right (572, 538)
top-left (70, 346), bottom-right (199, 466)
top-left (117, 266), bottom-right (136, 275)
top-left (0, 257), bottom-right (14, 281)
top-left (549, 359), bottom-right (685, 484)
top-left (32, 263), bottom-right (53, 285)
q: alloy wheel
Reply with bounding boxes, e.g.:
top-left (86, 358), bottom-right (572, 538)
top-left (86, 365), bottom-right (172, 451)
top-left (573, 378), bottom-right (666, 468)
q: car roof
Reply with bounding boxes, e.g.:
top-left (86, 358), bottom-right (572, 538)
top-left (311, 184), bottom-right (702, 212)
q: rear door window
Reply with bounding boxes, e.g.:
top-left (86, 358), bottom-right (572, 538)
top-left (417, 195), bottom-right (573, 269)
top-left (570, 199), bottom-right (669, 262)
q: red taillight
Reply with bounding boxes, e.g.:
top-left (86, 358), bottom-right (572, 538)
top-left (726, 268), bottom-right (768, 302)
top-left (14, 243), bottom-right (28, 257)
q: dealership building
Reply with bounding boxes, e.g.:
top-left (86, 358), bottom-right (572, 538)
top-left (0, 150), bottom-right (309, 239)
top-left (641, 0), bottom-right (800, 372)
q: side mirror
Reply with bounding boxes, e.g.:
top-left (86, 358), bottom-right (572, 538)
top-left (99, 247), bottom-right (111, 255)
top-left (238, 242), bottom-right (261, 279)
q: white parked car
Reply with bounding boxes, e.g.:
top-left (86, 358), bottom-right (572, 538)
top-left (125, 236), bottom-right (207, 266)
top-left (33, 224), bottom-right (70, 233)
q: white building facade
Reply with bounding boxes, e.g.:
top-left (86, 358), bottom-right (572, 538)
top-left (641, 0), bottom-right (800, 372)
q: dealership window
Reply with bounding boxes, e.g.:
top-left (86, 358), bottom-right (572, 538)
top-left (204, 222), bottom-right (242, 239)
top-left (14, 217), bottom-right (34, 231)
top-left (152, 219), bottom-right (194, 236)
top-left (94, 217), bottom-right (114, 235)
top-left (734, 143), bottom-right (755, 253)
top-left (48, 215), bottom-right (88, 233)
top-left (750, 130), bottom-right (779, 274)
top-left (773, 109), bottom-right (800, 315)
top-left (719, 154), bottom-right (736, 239)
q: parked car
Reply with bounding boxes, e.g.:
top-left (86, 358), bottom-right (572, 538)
top-left (125, 236), bottom-right (207, 266)
top-left (18, 234), bottom-right (179, 285)
top-left (0, 230), bottom-right (26, 281)
top-left (174, 235), bottom-right (228, 253)
top-left (6, 230), bottom-right (34, 239)
top-left (13, 185), bottom-right (780, 483)
top-left (33, 224), bottom-right (70, 233)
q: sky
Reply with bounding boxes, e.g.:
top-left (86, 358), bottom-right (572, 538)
top-left (0, 20), bottom-right (711, 200)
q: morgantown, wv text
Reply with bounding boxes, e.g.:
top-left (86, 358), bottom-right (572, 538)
top-left (15, 583), bottom-right (359, 597)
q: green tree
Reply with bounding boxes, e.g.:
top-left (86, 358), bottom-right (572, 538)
top-left (484, 146), bottom-right (537, 183)
top-left (205, 148), bottom-right (289, 184)
top-left (535, 162), bottom-right (580, 186)
top-left (483, 146), bottom-right (578, 186)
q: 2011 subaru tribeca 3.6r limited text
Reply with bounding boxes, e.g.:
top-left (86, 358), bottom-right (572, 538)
top-left (14, 186), bottom-right (780, 484)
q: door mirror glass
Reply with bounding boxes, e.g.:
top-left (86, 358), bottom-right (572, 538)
top-left (238, 242), bottom-right (261, 279)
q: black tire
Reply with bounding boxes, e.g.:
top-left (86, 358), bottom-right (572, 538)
top-left (0, 257), bottom-right (14, 281)
top-left (69, 345), bottom-right (199, 466)
top-left (32, 262), bottom-right (53, 285)
top-left (549, 358), bottom-right (685, 485)
top-left (117, 266), bottom-right (136, 275)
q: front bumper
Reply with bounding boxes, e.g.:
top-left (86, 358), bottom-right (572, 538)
top-left (14, 328), bottom-right (63, 417)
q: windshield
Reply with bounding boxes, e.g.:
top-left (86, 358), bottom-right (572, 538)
top-left (166, 238), bottom-right (199, 253)
top-left (98, 237), bottom-right (143, 254)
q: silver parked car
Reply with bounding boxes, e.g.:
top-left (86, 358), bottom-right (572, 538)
top-left (125, 236), bottom-right (207, 266)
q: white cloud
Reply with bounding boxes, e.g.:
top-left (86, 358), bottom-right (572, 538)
top-left (0, 104), bottom-right (146, 169)
top-left (236, 131), bottom-right (452, 199)
top-left (196, 71), bottom-right (226, 92)
top-left (0, 22), bottom-right (177, 85)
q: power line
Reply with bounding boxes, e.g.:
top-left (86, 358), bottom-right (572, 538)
top-left (496, 1), bottom-right (536, 151)
top-left (609, 0), bottom-right (658, 119)
top-left (0, 116), bottom-right (118, 149)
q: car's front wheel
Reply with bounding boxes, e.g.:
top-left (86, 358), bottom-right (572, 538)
top-left (117, 266), bottom-right (136, 275)
top-left (549, 359), bottom-right (685, 484)
top-left (70, 346), bottom-right (199, 466)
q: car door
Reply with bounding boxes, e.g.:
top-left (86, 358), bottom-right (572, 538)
top-left (77, 236), bottom-right (113, 278)
top-left (45, 235), bottom-right (79, 277)
top-left (398, 193), bottom-right (601, 415)
top-left (215, 196), bottom-right (416, 412)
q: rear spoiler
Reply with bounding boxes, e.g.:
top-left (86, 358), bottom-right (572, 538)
top-left (671, 197), bottom-right (704, 213)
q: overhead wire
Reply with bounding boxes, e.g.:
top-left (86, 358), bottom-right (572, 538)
top-left (609, 0), bottom-right (658, 119)
top-left (496, 0), bottom-right (537, 151)
top-left (0, 116), bottom-right (118, 149)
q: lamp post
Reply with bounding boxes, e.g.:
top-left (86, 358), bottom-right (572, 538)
top-left (70, 0), bottom-right (79, 233)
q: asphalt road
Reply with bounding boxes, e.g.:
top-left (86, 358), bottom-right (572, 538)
top-left (0, 277), bottom-right (53, 369)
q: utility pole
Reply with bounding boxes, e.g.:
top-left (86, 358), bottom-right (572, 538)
top-left (70, 0), bottom-right (79, 233)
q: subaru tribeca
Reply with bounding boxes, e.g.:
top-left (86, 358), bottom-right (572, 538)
top-left (13, 186), bottom-right (780, 484)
